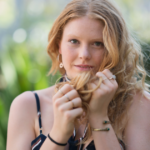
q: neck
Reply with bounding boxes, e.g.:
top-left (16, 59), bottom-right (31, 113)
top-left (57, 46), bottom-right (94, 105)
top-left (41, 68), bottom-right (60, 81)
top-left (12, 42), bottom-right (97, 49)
top-left (64, 74), bottom-right (71, 82)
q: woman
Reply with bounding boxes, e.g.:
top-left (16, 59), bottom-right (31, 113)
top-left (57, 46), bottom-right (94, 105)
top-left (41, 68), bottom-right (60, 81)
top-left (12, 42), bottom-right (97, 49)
top-left (7, 0), bottom-right (150, 150)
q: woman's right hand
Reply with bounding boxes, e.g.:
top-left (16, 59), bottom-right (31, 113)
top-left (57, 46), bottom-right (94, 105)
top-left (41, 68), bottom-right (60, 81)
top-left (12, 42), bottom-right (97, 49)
top-left (50, 84), bottom-right (83, 143)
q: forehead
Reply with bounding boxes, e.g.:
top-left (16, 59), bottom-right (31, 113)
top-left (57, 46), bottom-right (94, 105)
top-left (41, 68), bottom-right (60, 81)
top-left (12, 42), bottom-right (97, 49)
top-left (62, 16), bottom-right (104, 39)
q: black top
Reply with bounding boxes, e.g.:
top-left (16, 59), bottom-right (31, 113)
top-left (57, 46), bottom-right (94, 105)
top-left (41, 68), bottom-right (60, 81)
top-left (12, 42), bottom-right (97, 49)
top-left (31, 92), bottom-right (126, 150)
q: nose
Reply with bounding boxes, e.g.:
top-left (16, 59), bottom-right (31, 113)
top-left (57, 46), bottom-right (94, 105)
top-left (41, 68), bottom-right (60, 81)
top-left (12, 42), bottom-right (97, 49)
top-left (79, 44), bottom-right (91, 60)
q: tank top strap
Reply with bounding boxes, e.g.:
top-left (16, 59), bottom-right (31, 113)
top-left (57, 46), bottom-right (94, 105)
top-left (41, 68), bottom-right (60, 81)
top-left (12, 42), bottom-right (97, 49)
top-left (34, 92), bottom-right (43, 135)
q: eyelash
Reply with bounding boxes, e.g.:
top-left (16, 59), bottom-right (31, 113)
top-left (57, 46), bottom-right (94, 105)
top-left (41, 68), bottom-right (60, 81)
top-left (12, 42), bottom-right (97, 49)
top-left (69, 39), bottom-right (104, 47)
top-left (93, 42), bottom-right (104, 47)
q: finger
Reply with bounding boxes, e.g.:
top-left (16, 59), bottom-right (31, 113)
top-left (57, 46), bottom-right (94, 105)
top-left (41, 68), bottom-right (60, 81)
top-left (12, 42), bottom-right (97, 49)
top-left (59, 97), bottom-right (82, 111)
top-left (56, 89), bottom-right (79, 105)
top-left (95, 72), bottom-right (110, 85)
top-left (102, 69), bottom-right (113, 79)
top-left (95, 72), bottom-right (117, 93)
top-left (102, 69), bottom-right (118, 88)
top-left (90, 81), bottom-right (108, 93)
top-left (63, 89), bottom-right (79, 101)
top-left (102, 69), bottom-right (117, 84)
top-left (54, 88), bottom-right (79, 108)
top-left (59, 88), bottom-right (64, 96)
top-left (65, 108), bottom-right (83, 120)
top-left (53, 84), bottom-right (74, 101)
top-left (71, 97), bottom-right (82, 108)
top-left (97, 70), bottom-right (115, 85)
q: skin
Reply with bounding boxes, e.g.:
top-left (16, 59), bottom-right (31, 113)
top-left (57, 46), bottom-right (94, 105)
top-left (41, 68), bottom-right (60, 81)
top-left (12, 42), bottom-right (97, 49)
top-left (7, 17), bottom-right (150, 150)
top-left (59, 16), bottom-right (105, 78)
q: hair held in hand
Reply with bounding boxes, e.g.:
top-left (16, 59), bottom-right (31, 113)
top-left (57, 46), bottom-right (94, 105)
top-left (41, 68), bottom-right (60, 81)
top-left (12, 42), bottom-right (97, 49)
top-left (55, 71), bottom-right (103, 143)
top-left (48, 0), bottom-right (150, 143)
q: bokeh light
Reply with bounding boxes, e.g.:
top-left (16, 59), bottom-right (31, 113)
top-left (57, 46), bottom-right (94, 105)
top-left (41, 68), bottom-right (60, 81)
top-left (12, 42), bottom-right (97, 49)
top-left (13, 28), bottom-right (27, 43)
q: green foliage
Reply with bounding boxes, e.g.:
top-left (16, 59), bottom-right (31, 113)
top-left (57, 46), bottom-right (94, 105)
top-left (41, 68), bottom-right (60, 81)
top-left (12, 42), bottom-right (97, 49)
top-left (0, 41), bottom-right (61, 150)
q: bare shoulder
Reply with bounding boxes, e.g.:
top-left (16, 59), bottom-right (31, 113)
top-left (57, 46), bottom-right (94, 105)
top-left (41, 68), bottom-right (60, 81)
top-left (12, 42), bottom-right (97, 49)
top-left (7, 91), bottom-right (37, 150)
top-left (9, 91), bottom-right (38, 128)
top-left (10, 91), bottom-right (37, 114)
top-left (7, 86), bottom-right (55, 150)
top-left (9, 85), bottom-right (55, 116)
top-left (128, 91), bottom-right (150, 120)
top-left (124, 91), bottom-right (150, 150)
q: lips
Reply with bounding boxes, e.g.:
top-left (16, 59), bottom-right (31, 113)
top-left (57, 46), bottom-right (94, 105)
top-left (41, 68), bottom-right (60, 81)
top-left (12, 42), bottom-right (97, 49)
top-left (76, 65), bottom-right (93, 68)
top-left (75, 65), bottom-right (94, 70)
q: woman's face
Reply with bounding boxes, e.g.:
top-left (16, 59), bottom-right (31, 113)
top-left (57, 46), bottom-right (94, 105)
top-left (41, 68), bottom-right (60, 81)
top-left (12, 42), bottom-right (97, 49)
top-left (59, 16), bottom-right (105, 79)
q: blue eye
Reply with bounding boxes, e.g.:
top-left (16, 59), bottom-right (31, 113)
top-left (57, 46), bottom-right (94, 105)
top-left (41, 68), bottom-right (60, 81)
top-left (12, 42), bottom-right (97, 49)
top-left (70, 39), bottom-right (78, 44)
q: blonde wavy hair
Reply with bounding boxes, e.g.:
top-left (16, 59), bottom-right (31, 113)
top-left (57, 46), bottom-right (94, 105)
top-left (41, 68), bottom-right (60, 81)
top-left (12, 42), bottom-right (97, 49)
top-left (47, 0), bottom-right (150, 143)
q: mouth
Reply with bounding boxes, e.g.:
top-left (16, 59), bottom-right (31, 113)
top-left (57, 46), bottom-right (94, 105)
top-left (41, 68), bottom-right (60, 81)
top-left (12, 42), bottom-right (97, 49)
top-left (74, 65), bottom-right (94, 70)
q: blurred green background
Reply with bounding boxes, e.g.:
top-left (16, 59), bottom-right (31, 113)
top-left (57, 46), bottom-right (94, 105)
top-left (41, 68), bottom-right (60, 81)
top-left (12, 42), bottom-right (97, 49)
top-left (0, 0), bottom-right (150, 149)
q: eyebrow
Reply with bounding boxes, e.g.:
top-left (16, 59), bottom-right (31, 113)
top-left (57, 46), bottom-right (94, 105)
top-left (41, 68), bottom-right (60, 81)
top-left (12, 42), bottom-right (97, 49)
top-left (67, 34), bottom-right (103, 41)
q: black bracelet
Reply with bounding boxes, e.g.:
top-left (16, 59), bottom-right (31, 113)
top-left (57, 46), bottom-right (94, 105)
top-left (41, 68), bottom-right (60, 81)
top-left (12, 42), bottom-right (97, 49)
top-left (47, 134), bottom-right (67, 146)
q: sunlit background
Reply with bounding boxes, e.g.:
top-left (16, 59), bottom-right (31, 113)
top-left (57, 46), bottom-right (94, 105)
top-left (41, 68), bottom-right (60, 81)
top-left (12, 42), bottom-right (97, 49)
top-left (0, 0), bottom-right (150, 149)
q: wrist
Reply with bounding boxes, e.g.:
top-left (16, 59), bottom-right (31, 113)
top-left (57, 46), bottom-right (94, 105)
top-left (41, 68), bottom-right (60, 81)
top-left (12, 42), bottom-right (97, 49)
top-left (47, 133), bottom-right (67, 146)
top-left (89, 114), bottom-right (109, 127)
top-left (50, 128), bottom-right (69, 144)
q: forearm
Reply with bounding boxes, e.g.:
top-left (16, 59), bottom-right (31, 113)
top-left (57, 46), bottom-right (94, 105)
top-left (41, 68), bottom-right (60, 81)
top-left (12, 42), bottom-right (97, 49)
top-left (90, 116), bottom-right (121, 150)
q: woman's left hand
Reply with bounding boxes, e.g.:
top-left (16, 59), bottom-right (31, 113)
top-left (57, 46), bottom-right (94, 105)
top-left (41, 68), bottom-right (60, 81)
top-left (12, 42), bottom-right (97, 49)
top-left (89, 69), bottom-right (118, 119)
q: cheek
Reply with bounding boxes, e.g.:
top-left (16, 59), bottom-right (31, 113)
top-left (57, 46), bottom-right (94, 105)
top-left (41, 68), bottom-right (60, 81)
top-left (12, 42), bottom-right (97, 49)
top-left (62, 50), bottom-right (77, 65)
top-left (93, 52), bottom-right (104, 63)
top-left (61, 45), bottom-right (77, 60)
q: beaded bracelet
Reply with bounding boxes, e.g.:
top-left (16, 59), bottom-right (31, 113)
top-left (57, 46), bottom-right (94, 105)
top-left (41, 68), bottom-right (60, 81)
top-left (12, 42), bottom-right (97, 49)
top-left (47, 134), bottom-right (67, 146)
